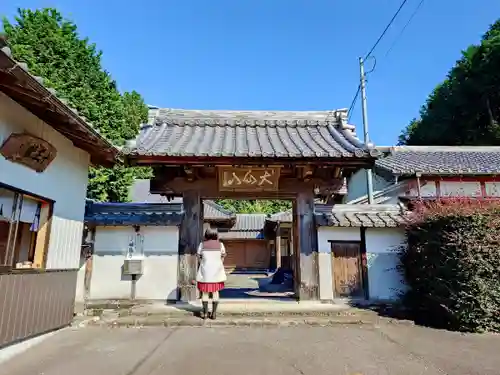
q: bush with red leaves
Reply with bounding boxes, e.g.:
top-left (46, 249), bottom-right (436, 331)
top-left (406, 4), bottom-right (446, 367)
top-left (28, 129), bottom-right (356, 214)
top-left (398, 197), bottom-right (500, 332)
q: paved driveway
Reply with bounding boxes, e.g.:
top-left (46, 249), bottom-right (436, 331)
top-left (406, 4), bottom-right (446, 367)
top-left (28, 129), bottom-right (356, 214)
top-left (1, 323), bottom-right (499, 375)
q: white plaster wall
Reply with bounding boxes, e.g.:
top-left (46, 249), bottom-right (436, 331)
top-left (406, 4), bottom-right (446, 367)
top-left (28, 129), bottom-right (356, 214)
top-left (317, 227), bottom-right (361, 301)
top-left (407, 180), bottom-right (437, 197)
top-left (365, 228), bottom-right (406, 301)
top-left (136, 226), bottom-right (179, 301)
top-left (89, 226), bottom-right (133, 300)
top-left (485, 182), bottom-right (500, 196)
top-left (88, 225), bottom-right (179, 301)
top-left (345, 169), bottom-right (393, 202)
top-left (317, 226), bottom-right (406, 302)
top-left (408, 180), bottom-right (485, 198)
top-left (0, 93), bottom-right (90, 269)
top-left (440, 181), bottom-right (482, 197)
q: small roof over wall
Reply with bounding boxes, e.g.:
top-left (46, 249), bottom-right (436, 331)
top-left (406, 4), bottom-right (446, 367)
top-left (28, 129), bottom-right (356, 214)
top-left (315, 204), bottom-right (409, 228)
top-left (85, 201), bottom-right (183, 226)
top-left (124, 108), bottom-right (380, 161)
top-left (375, 146), bottom-right (500, 177)
top-left (0, 45), bottom-right (120, 167)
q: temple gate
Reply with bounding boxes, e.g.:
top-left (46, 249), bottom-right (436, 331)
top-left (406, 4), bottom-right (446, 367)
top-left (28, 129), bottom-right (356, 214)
top-left (124, 108), bottom-right (378, 301)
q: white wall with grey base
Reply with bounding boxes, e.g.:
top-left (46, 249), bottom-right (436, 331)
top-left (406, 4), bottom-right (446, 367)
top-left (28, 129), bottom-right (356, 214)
top-left (317, 226), bottom-right (406, 302)
top-left (77, 225), bottom-right (180, 302)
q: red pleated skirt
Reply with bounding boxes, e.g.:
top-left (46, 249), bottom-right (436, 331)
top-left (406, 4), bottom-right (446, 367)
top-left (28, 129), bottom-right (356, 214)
top-left (197, 282), bottom-right (225, 293)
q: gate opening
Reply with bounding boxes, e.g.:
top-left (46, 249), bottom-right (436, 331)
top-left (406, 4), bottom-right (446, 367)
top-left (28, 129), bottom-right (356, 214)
top-left (202, 198), bottom-right (296, 300)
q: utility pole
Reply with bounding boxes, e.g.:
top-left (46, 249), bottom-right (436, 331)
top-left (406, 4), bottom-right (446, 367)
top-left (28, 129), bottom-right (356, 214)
top-left (359, 57), bottom-right (374, 204)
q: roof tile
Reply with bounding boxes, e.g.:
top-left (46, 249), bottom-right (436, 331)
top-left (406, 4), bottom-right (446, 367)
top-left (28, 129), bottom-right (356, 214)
top-left (219, 214), bottom-right (266, 239)
top-left (375, 146), bottom-right (500, 176)
top-left (125, 109), bottom-right (378, 159)
top-left (315, 204), bottom-right (408, 228)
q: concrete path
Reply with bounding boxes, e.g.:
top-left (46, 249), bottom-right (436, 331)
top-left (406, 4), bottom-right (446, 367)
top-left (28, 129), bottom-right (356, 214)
top-left (1, 324), bottom-right (500, 375)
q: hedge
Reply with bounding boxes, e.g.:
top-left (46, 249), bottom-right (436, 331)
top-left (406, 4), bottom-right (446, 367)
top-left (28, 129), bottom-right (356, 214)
top-left (398, 198), bottom-right (500, 332)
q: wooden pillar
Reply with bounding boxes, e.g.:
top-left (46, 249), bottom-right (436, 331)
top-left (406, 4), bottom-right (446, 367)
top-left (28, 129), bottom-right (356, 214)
top-left (178, 190), bottom-right (203, 302)
top-left (296, 190), bottom-right (319, 300)
top-left (275, 222), bottom-right (282, 269)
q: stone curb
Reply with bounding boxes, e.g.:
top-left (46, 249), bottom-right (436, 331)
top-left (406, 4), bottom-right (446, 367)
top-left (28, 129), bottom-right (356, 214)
top-left (93, 317), bottom-right (382, 328)
top-left (112, 309), bottom-right (366, 319)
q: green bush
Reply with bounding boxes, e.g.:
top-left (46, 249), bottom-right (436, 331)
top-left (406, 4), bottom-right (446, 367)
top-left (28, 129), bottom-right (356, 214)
top-left (398, 198), bottom-right (500, 332)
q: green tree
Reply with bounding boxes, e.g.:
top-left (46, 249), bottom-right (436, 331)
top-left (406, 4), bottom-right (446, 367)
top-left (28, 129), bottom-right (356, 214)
top-left (2, 8), bottom-right (149, 201)
top-left (216, 199), bottom-right (292, 214)
top-left (399, 20), bottom-right (500, 145)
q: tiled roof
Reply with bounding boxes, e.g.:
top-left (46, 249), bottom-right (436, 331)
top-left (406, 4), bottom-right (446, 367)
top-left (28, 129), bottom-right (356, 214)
top-left (124, 108), bottom-right (380, 159)
top-left (204, 200), bottom-right (236, 220)
top-left (315, 204), bottom-right (408, 228)
top-left (375, 146), bottom-right (500, 176)
top-left (84, 202), bottom-right (183, 226)
top-left (268, 210), bottom-right (293, 223)
top-left (0, 45), bottom-right (119, 166)
top-left (219, 214), bottom-right (267, 239)
top-left (129, 180), bottom-right (234, 220)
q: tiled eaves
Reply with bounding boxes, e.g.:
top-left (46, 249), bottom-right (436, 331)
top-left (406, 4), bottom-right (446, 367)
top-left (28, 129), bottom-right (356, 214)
top-left (124, 108), bottom-right (381, 159)
top-left (85, 212), bottom-right (183, 226)
top-left (315, 204), bottom-right (409, 228)
top-left (0, 45), bottom-right (121, 166)
top-left (374, 146), bottom-right (500, 177)
top-left (84, 201), bottom-right (184, 226)
top-left (204, 200), bottom-right (236, 220)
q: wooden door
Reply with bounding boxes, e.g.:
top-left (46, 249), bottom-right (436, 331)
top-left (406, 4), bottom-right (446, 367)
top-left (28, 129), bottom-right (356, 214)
top-left (223, 240), bottom-right (269, 270)
top-left (222, 240), bottom-right (245, 270)
top-left (331, 242), bottom-right (364, 298)
top-left (244, 240), bottom-right (269, 269)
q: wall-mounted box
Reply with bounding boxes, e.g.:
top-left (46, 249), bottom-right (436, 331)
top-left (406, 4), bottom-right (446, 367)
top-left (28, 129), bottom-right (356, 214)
top-left (123, 258), bottom-right (144, 275)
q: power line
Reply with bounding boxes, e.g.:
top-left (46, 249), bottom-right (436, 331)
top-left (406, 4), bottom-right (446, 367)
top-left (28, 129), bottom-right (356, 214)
top-left (384, 0), bottom-right (425, 58)
top-left (347, 85), bottom-right (361, 123)
top-left (342, 0), bottom-right (412, 122)
top-left (364, 0), bottom-right (411, 60)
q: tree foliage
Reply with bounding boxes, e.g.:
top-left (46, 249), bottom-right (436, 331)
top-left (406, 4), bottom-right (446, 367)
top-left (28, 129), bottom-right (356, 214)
top-left (216, 199), bottom-right (292, 214)
top-left (399, 20), bottom-right (500, 145)
top-left (398, 198), bottom-right (500, 332)
top-left (2, 8), bottom-right (149, 201)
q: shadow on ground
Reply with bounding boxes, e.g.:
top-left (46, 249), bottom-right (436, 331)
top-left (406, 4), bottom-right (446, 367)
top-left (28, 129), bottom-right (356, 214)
top-left (348, 301), bottom-right (467, 332)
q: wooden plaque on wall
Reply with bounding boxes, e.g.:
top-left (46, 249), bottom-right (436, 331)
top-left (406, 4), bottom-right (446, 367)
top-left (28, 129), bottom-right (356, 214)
top-left (0, 133), bottom-right (57, 173)
top-left (218, 166), bottom-right (281, 192)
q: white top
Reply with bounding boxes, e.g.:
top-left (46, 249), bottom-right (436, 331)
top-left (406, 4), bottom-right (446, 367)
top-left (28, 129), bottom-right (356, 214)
top-left (196, 242), bottom-right (227, 283)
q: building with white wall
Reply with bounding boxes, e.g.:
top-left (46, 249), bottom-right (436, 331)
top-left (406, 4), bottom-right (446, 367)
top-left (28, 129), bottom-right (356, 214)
top-left (79, 195), bottom-right (271, 304)
top-left (329, 145), bottom-right (500, 303)
top-left (315, 204), bottom-right (407, 302)
top-left (0, 46), bottom-right (118, 348)
top-left (347, 146), bottom-right (500, 204)
top-left (81, 202), bottom-right (183, 303)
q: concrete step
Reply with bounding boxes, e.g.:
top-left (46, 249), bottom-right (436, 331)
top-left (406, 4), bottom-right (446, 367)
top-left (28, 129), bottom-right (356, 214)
top-left (84, 314), bottom-right (387, 328)
top-left (88, 301), bottom-right (363, 319)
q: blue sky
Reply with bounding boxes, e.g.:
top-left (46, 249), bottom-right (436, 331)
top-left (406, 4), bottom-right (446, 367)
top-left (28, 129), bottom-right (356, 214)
top-left (1, 1), bottom-right (499, 145)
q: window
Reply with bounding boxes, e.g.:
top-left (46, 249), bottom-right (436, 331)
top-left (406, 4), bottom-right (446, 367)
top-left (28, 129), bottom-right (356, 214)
top-left (0, 186), bottom-right (53, 270)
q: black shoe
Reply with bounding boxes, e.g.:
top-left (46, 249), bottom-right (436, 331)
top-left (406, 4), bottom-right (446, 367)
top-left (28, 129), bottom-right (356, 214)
top-left (201, 301), bottom-right (208, 320)
top-left (211, 302), bottom-right (219, 320)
